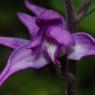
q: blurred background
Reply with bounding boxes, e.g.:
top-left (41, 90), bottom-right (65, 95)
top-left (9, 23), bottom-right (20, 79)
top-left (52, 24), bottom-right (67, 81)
top-left (0, 0), bottom-right (95, 95)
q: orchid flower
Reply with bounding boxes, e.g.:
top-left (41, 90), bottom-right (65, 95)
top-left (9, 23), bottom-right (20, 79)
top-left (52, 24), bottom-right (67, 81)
top-left (0, 0), bottom-right (95, 86)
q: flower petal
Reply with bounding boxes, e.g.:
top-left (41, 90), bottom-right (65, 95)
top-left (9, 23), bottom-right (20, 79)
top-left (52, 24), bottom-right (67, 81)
top-left (25, 0), bottom-right (66, 23)
top-left (17, 13), bottom-right (39, 37)
top-left (27, 37), bottom-right (41, 48)
top-left (25, 0), bottom-right (47, 16)
top-left (48, 26), bottom-right (75, 46)
top-left (0, 37), bottom-right (29, 49)
top-left (0, 44), bottom-right (49, 86)
top-left (68, 32), bottom-right (95, 60)
top-left (38, 9), bottom-right (63, 20)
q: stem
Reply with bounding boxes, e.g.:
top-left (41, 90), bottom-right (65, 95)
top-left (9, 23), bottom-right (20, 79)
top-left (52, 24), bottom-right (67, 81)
top-left (76, 0), bottom-right (92, 22)
top-left (64, 0), bottom-right (77, 95)
top-left (77, 0), bottom-right (92, 15)
top-left (64, 0), bottom-right (76, 32)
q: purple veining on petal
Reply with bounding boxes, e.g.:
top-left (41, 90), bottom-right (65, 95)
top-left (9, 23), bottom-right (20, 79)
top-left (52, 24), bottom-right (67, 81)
top-left (68, 32), bottom-right (95, 60)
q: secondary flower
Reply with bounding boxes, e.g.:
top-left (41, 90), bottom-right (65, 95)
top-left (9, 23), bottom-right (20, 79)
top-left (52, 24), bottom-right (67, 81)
top-left (0, 0), bottom-right (95, 86)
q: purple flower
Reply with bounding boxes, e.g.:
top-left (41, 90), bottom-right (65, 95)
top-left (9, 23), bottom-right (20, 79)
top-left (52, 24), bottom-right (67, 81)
top-left (0, 0), bottom-right (95, 86)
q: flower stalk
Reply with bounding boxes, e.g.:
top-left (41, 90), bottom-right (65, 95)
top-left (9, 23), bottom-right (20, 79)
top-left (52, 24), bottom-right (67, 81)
top-left (64, 0), bottom-right (77, 95)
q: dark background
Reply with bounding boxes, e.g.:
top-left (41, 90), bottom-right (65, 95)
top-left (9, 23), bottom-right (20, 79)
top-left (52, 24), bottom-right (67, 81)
top-left (0, 0), bottom-right (95, 95)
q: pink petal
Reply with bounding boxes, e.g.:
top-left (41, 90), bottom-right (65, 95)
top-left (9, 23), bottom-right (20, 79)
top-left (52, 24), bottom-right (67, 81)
top-left (17, 13), bottom-right (39, 37)
top-left (0, 37), bottom-right (29, 49)
top-left (68, 32), bottom-right (95, 60)
top-left (0, 44), bottom-right (49, 86)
